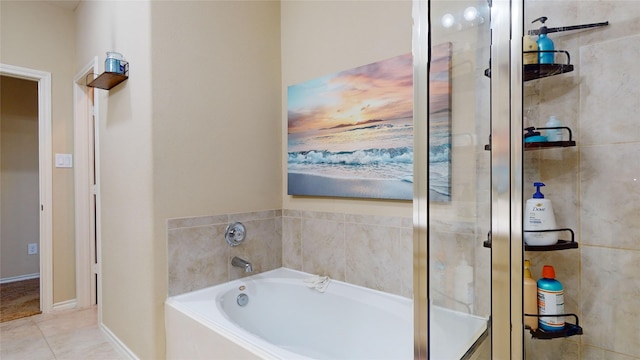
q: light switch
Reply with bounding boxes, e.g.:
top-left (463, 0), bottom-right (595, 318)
top-left (55, 153), bottom-right (73, 168)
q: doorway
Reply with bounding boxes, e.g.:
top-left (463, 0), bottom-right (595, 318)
top-left (74, 59), bottom-right (100, 309)
top-left (0, 63), bottom-right (53, 318)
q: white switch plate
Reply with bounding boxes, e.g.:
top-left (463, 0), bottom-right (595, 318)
top-left (55, 153), bottom-right (73, 168)
top-left (28, 243), bottom-right (38, 255)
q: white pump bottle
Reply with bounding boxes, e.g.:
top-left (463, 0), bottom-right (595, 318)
top-left (524, 182), bottom-right (559, 246)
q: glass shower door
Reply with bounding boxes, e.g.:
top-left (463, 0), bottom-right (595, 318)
top-left (413, 0), bottom-right (493, 358)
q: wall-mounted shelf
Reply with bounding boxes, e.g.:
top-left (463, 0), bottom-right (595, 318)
top-left (525, 313), bottom-right (583, 339)
top-left (484, 50), bottom-right (574, 82)
top-left (86, 62), bottom-right (129, 90)
top-left (483, 228), bottom-right (578, 251)
top-left (484, 126), bottom-right (576, 151)
top-left (523, 228), bottom-right (578, 251)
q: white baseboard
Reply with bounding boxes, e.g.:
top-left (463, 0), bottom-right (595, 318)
top-left (0, 273), bottom-right (40, 284)
top-left (52, 299), bottom-right (77, 311)
top-left (100, 323), bottom-right (139, 360)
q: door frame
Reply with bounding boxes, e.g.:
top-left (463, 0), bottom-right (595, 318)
top-left (490, 0), bottom-right (525, 358)
top-left (73, 58), bottom-right (100, 308)
top-left (0, 63), bottom-right (54, 313)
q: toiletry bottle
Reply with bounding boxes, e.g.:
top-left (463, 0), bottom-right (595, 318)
top-left (524, 260), bottom-right (538, 330)
top-left (524, 127), bottom-right (548, 143)
top-left (524, 182), bottom-right (559, 246)
top-left (537, 265), bottom-right (565, 331)
top-left (545, 115), bottom-right (562, 142)
top-left (523, 35), bottom-right (539, 65)
top-left (532, 17), bottom-right (555, 64)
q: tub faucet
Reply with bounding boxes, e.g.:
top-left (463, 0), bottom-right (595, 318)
top-left (231, 256), bottom-right (253, 273)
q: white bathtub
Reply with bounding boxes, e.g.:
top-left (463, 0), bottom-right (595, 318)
top-left (165, 267), bottom-right (487, 360)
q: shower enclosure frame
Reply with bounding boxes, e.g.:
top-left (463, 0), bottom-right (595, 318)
top-left (412, 0), bottom-right (526, 358)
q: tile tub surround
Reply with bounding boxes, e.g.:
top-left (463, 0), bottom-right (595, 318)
top-left (282, 210), bottom-right (413, 298)
top-left (168, 210), bottom-right (282, 296)
top-left (168, 209), bottom-right (413, 299)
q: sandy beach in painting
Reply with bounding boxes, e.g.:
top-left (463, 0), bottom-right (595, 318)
top-left (288, 173), bottom-right (413, 200)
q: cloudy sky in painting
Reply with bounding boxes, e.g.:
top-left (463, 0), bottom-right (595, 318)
top-left (287, 53), bottom-right (413, 134)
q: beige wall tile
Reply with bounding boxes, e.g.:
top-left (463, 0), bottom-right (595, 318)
top-left (580, 143), bottom-right (640, 250)
top-left (301, 218), bottom-right (345, 281)
top-left (229, 217), bottom-right (281, 280)
top-left (344, 223), bottom-right (403, 295)
top-left (167, 215), bottom-right (228, 230)
top-left (524, 337), bottom-right (579, 360)
top-left (282, 216), bottom-right (302, 271)
top-left (581, 246), bottom-right (640, 358)
top-left (581, 344), bottom-right (638, 360)
top-left (579, 34), bottom-right (640, 146)
top-left (167, 224), bottom-right (228, 296)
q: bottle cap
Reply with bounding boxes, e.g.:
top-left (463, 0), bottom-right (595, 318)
top-left (524, 259), bottom-right (531, 269)
top-left (533, 182), bottom-right (546, 199)
top-left (542, 265), bottom-right (555, 279)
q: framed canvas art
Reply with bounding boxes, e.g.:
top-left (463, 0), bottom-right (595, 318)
top-left (287, 46), bottom-right (451, 201)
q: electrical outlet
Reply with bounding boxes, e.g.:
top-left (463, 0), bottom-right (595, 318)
top-left (28, 243), bottom-right (38, 255)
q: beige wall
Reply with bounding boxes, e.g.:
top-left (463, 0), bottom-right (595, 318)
top-left (0, 0), bottom-right (77, 302)
top-left (0, 76), bottom-right (40, 280)
top-left (75, 1), bottom-right (156, 358)
top-left (281, 0), bottom-right (413, 217)
top-left (76, 0), bottom-right (282, 358)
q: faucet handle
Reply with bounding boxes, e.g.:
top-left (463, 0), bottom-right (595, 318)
top-left (225, 222), bottom-right (246, 247)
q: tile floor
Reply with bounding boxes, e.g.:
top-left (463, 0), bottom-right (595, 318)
top-left (0, 306), bottom-right (125, 359)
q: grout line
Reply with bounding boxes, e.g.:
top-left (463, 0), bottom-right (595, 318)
top-left (34, 318), bottom-right (58, 359)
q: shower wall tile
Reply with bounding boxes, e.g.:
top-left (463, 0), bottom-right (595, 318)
top-left (283, 210), bottom-right (413, 298)
top-left (301, 217), bottom-right (346, 281)
top-left (581, 246), bottom-right (640, 358)
top-left (167, 224), bottom-right (228, 296)
top-left (399, 227), bottom-right (413, 299)
top-left (538, 148), bottom-right (579, 232)
top-left (168, 209), bottom-right (413, 299)
top-left (344, 223), bottom-right (403, 295)
top-left (167, 214), bottom-right (228, 230)
top-left (229, 217), bottom-right (281, 280)
top-left (581, 345), bottom-right (637, 360)
top-left (579, 34), bottom-right (640, 146)
top-left (167, 210), bottom-right (282, 296)
top-left (580, 143), bottom-right (640, 250)
top-left (429, 231), bottom-right (475, 313)
top-left (578, 1), bottom-right (640, 48)
top-left (524, 337), bottom-right (579, 360)
top-left (282, 216), bottom-right (302, 271)
top-left (229, 209), bottom-right (277, 222)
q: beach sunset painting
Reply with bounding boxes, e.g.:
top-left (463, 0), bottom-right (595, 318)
top-left (287, 53), bottom-right (414, 200)
top-left (428, 42), bottom-right (452, 202)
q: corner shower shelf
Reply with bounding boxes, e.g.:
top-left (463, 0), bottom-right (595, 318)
top-left (86, 62), bottom-right (129, 90)
top-left (484, 50), bottom-right (574, 82)
top-left (484, 126), bottom-right (576, 151)
top-left (525, 313), bottom-right (583, 339)
top-left (483, 228), bottom-right (578, 251)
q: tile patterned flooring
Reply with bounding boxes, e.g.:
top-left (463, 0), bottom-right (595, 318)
top-left (0, 306), bottom-right (124, 359)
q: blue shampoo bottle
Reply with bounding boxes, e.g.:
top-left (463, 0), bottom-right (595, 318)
top-left (537, 265), bottom-right (565, 331)
top-left (533, 17), bottom-right (555, 64)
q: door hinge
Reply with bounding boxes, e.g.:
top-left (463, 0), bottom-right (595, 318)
top-left (91, 184), bottom-right (98, 195)
top-left (91, 263), bottom-right (99, 275)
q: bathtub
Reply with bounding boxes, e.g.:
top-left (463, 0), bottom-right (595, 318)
top-left (165, 267), bottom-right (487, 360)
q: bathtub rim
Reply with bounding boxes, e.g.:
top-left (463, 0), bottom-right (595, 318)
top-left (165, 267), bottom-right (488, 360)
top-left (165, 267), bottom-right (414, 360)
